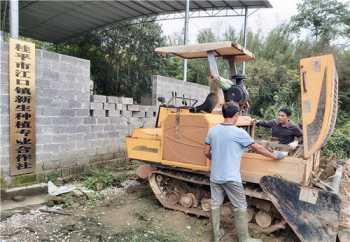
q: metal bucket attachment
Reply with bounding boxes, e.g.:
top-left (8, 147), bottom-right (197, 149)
top-left (260, 176), bottom-right (341, 242)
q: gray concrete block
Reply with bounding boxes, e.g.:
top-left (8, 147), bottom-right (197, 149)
top-left (69, 100), bottom-right (83, 109)
top-left (120, 110), bottom-right (132, 118)
top-left (83, 117), bottom-right (97, 125)
top-left (104, 103), bottom-right (116, 110)
top-left (138, 106), bottom-right (147, 112)
top-left (43, 69), bottom-right (60, 82)
top-left (52, 117), bottom-right (74, 126)
top-left (42, 50), bottom-right (60, 61)
top-left (118, 97), bottom-right (133, 105)
top-left (108, 109), bottom-right (120, 117)
top-left (91, 95), bottom-right (106, 103)
top-left (140, 105), bottom-right (158, 112)
top-left (89, 125), bottom-right (104, 133)
top-left (127, 104), bottom-right (140, 111)
top-left (36, 126), bottom-right (54, 135)
top-left (0, 83), bottom-right (9, 95)
top-left (0, 134), bottom-right (9, 144)
top-left (92, 109), bottom-right (106, 117)
top-left (145, 111), bottom-right (157, 118)
top-left (107, 96), bottom-right (118, 103)
top-left (70, 125), bottom-right (89, 133)
top-left (84, 133), bottom-right (96, 141)
top-left (40, 143), bottom-right (61, 154)
top-left (37, 135), bottom-right (53, 145)
top-left (90, 102), bottom-right (103, 110)
top-left (37, 117), bottom-right (53, 125)
top-left (116, 104), bottom-right (123, 110)
top-left (59, 143), bottom-right (76, 152)
top-left (60, 109), bottom-right (75, 116)
top-left (0, 95), bottom-right (9, 106)
top-left (103, 125), bottom-right (117, 132)
top-left (143, 118), bottom-right (156, 128)
top-left (96, 117), bottom-right (109, 124)
top-left (38, 107), bottom-right (63, 117)
top-left (75, 109), bottom-right (89, 116)
top-left (51, 134), bottom-right (69, 143)
top-left (128, 117), bottom-right (145, 127)
top-left (60, 54), bottom-right (85, 64)
top-left (132, 111), bottom-right (145, 118)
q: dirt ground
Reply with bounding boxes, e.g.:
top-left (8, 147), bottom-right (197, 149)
top-left (2, 158), bottom-right (349, 242)
top-left (0, 177), bottom-right (297, 242)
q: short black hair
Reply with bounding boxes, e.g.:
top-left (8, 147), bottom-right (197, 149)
top-left (279, 107), bottom-right (292, 117)
top-left (222, 102), bottom-right (240, 118)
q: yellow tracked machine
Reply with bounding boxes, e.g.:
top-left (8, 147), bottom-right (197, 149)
top-left (126, 42), bottom-right (346, 242)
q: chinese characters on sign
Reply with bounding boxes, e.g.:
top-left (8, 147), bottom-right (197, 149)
top-left (9, 38), bottom-right (36, 175)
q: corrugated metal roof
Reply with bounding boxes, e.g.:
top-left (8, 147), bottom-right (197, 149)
top-left (6, 0), bottom-right (272, 43)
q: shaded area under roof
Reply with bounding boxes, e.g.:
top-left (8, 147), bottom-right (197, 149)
top-left (1, 0), bottom-right (272, 43)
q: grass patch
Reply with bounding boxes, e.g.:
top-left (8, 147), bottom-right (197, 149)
top-left (82, 168), bottom-right (131, 191)
top-left (46, 171), bottom-right (61, 183)
top-left (85, 192), bottom-right (105, 207)
top-left (13, 174), bottom-right (37, 186)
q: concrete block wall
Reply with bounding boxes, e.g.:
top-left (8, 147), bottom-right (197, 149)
top-left (0, 40), bottom-right (157, 181)
top-left (152, 75), bottom-right (209, 106)
top-left (89, 94), bottom-right (157, 131)
top-left (0, 38), bottom-right (208, 183)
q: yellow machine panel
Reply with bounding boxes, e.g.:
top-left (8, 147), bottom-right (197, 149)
top-left (162, 114), bottom-right (209, 166)
top-left (127, 108), bottom-right (313, 185)
top-left (126, 137), bottom-right (161, 163)
top-left (241, 153), bottom-right (311, 185)
top-left (300, 55), bottom-right (338, 159)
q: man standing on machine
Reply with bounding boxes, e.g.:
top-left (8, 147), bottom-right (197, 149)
top-left (204, 102), bottom-right (286, 242)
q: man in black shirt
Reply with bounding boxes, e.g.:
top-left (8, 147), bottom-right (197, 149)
top-left (256, 107), bottom-right (303, 146)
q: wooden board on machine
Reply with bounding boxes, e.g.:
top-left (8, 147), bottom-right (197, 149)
top-left (155, 41), bottom-right (255, 62)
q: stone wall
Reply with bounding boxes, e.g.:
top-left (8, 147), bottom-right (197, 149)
top-left (0, 39), bottom-right (208, 184)
top-left (152, 75), bottom-right (209, 106)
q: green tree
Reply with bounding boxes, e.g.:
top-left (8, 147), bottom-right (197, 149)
top-left (56, 20), bottom-right (165, 101)
top-left (222, 26), bottom-right (239, 42)
top-left (102, 21), bottom-right (165, 99)
top-left (257, 25), bottom-right (296, 68)
top-left (186, 28), bottom-right (217, 85)
top-left (336, 49), bottom-right (350, 114)
top-left (197, 28), bottom-right (217, 43)
top-left (290, 0), bottom-right (350, 47)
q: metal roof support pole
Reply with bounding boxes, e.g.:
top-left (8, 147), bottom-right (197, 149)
top-left (242, 6), bottom-right (248, 75)
top-left (10, 0), bottom-right (19, 38)
top-left (183, 0), bottom-right (190, 82)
